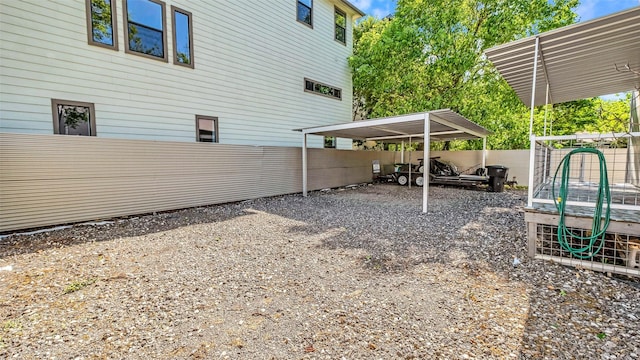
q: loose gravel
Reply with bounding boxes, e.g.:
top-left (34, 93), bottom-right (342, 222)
top-left (1, 184), bottom-right (638, 359)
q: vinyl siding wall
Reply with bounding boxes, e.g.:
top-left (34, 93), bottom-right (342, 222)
top-left (0, 0), bottom-right (356, 148)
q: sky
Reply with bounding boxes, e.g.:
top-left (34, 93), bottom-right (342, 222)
top-left (352, 0), bottom-right (640, 22)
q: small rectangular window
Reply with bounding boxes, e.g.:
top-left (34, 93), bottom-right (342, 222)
top-left (335, 8), bottom-right (346, 44)
top-left (324, 136), bottom-right (336, 148)
top-left (171, 6), bottom-right (193, 68)
top-left (297, 0), bottom-right (312, 27)
top-left (86, 0), bottom-right (118, 50)
top-left (305, 79), bottom-right (314, 91)
top-left (304, 78), bottom-right (342, 100)
top-left (124, 0), bottom-right (168, 62)
top-left (196, 116), bottom-right (218, 143)
top-left (51, 99), bottom-right (97, 136)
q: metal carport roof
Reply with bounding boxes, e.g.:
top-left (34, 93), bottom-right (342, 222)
top-left (297, 109), bottom-right (491, 142)
top-left (296, 109), bottom-right (492, 213)
top-left (485, 6), bottom-right (640, 108)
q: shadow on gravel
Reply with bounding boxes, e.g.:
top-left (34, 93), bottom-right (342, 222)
top-left (254, 184), bottom-right (529, 276)
top-left (0, 203), bottom-right (254, 258)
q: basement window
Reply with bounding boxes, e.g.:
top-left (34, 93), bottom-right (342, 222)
top-left (196, 115), bottom-right (218, 143)
top-left (51, 99), bottom-right (97, 136)
top-left (124, 0), bottom-right (168, 61)
top-left (304, 78), bottom-right (342, 100)
top-left (86, 0), bottom-right (118, 49)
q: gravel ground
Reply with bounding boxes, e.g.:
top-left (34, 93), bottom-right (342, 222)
top-left (1, 184), bottom-right (638, 359)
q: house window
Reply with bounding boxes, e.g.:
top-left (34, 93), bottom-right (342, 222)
top-left (335, 8), bottom-right (346, 44)
top-left (123, 0), bottom-right (167, 61)
top-left (51, 99), bottom-right (97, 136)
top-left (171, 6), bottom-right (193, 68)
top-left (324, 136), bottom-right (336, 148)
top-left (297, 0), bottom-right (312, 27)
top-left (86, 0), bottom-right (118, 49)
top-left (196, 116), bottom-right (218, 143)
top-left (304, 78), bottom-right (342, 100)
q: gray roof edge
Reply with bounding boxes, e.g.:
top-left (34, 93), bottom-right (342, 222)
top-left (294, 109), bottom-right (492, 139)
top-left (339, 0), bottom-right (366, 17)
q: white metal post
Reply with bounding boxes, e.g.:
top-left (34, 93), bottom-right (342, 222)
top-left (528, 37), bottom-right (540, 137)
top-left (542, 83), bottom-right (550, 182)
top-left (482, 137), bottom-right (487, 169)
top-left (543, 83), bottom-right (549, 136)
top-left (408, 136), bottom-right (412, 189)
top-left (527, 134), bottom-right (536, 208)
top-left (422, 113), bottom-right (430, 213)
top-left (401, 141), bottom-right (405, 163)
top-left (302, 133), bottom-right (308, 196)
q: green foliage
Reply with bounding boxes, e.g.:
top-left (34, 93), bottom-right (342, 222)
top-left (2, 320), bottom-right (20, 330)
top-left (350, 0), bottom-right (587, 150)
top-left (90, 0), bottom-right (113, 43)
top-left (177, 52), bottom-right (191, 64)
top-left (63, 107), bottom-right (89, 130)
top-left (63, 278), bottom-right (97, 294)
top-left (586, 95), bottom-right (634, 133)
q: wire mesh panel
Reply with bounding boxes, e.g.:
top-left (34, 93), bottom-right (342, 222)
top-left (530, 132), bottom-right (640, 219)
top-left (527, 132), bottom-right (640, 277)
top-left (535, 223), bottom-right (640, 276)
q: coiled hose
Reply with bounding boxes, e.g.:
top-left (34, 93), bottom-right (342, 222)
top-left (552, 148), bottom-right (611, 259)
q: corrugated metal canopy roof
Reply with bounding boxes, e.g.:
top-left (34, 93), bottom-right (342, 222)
top-left (485, 6), bottom-right (640, 107)
top-left (296, 109), bottom-right (491, 143)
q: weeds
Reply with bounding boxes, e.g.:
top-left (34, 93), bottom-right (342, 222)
top-left (63, 278), bottom-right (97, 294)
top-left (2, 320), bottom-right (21, 330)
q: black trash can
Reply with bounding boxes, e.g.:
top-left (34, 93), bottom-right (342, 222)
top-left (486, 165), bottom-right (508, 192)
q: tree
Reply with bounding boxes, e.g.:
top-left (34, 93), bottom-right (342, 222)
top-left (350, 0), bottom-right (579, 149)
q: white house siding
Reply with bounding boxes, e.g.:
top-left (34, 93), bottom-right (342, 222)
top-left (0, 0), bottom-right (357, 148)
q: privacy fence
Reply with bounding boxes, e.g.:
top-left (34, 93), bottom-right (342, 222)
top-left (0, 133), bottom-right (396, 232)
top-left (3, 133), bottom-right (623, 232)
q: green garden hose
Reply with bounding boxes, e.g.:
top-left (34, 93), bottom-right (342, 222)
top-left (552, 148), bottom-right (611, 259)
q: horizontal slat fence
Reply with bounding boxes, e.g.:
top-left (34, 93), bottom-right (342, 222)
top-left (0, 134), bottom-right (395, 232)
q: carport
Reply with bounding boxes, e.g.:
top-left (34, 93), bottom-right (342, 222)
top-left (484, 6), bottom-right (640, 136)
top-left (297, 109), bottom-right (492, 213)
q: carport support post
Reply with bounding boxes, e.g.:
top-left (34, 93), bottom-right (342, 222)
top-left (482, 137), bottom-right (487, 169)
top-left (527, 134), bottom-right (536, 208)
top-left (528, 37), bottom-right (540, 136)
top-left (302, 133), bottom-right (308, 197)
top-left (422, 113), bottom-right (430, 213)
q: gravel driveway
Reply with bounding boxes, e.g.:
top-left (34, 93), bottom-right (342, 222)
top-left (1, 184), bottom-right (638, 359)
